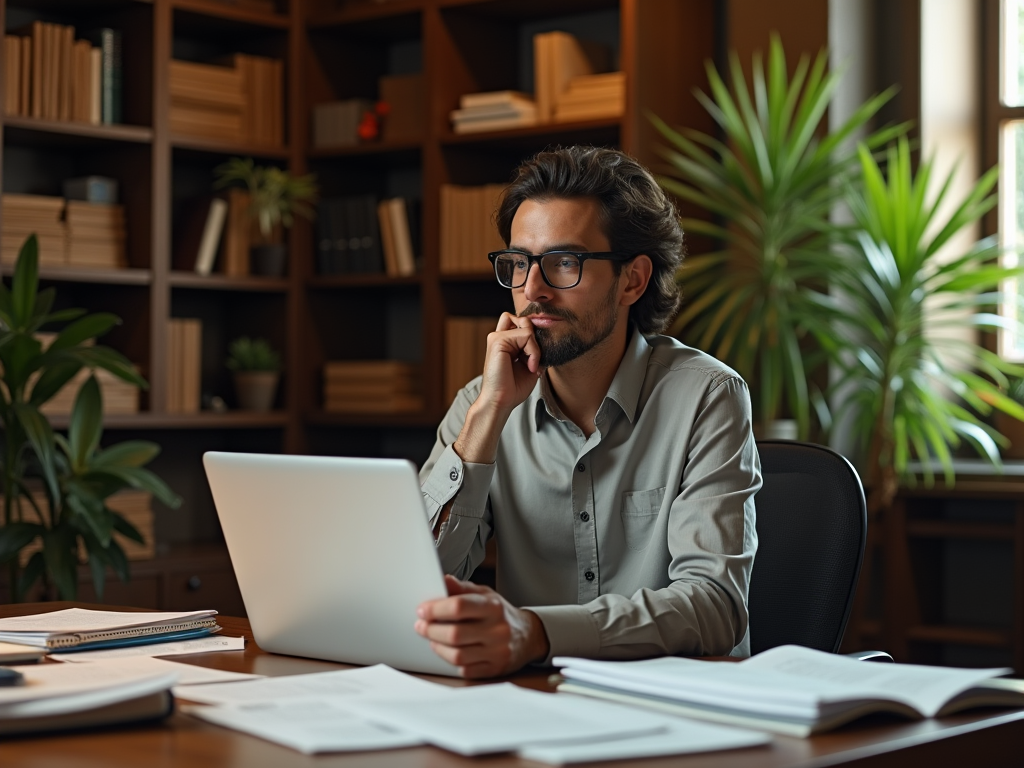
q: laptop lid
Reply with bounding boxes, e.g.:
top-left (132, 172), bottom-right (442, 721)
top-left (203, 451), bottom-right (457, 677)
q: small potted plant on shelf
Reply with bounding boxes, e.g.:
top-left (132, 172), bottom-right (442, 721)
top-left (226, 337), bottom-right (281, 412)
top-left (213, 157), bottom-right (317, 277)
top-left (0, 235), bottom-right (181, 601)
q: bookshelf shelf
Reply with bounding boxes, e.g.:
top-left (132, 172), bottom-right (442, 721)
top-left (440, 117), bottom-right (620, 149)
top-left (26, 266), bottom-right (154, 286)
top-left (171, 0), bottom-right (290, 30)
top-left (437, 0), bottom-right (619, 21)
top-left (308, 140), bottom-right (423, 160)
top-left (307, 410), bottom-right (439, 429)
top-left (307, 273), bottom-right (422, 290)
top-left (308, 0), bottom-right (423, 30)
top-left (2, 116), bottom-right (154, 147)
top-left (169, 272), bottom-right (290, 292)
top-left (45, 411), bottom-right (290, 430)
top-left (170, 135), bottom-right (290, 160)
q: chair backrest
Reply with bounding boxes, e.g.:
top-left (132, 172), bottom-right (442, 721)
top-left (747, 440), bottom-right (866, 655)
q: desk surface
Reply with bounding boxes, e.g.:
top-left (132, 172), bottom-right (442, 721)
top-left (2, 602), bottom-right (1023, 768)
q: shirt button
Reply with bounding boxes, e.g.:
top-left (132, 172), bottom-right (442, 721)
top-left (449, 468), bottom-right (459, 482)
top-left (576, 462), bottom-right (585, 473)
top-left (584, 570), bottom-right (595, 582)
top-left (580, 511), bottom-right (590, 522)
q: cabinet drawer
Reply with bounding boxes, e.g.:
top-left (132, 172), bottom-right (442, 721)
top-left (165, 567), bottom-right (246, 617)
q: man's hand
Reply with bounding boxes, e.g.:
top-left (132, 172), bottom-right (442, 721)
top-left (415, 575), bottom-right (550, 678)
top-left (454, 313), bottom-right (543, 464)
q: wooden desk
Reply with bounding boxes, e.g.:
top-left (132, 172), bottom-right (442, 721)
top-left (2, 603), bottom-right (1023, 768)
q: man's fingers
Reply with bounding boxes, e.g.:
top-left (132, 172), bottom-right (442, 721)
top-left (417, 593), bottom-right (500, 622)
top-left (445, 574), bottom-right (490, 596)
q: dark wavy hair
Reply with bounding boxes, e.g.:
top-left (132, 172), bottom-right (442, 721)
top-left (495, 146), bottom-right (683, 334)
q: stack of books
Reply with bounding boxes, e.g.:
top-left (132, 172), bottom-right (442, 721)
top-left (323, 360), bottom-right (423, 414)
top-left (1, 194), bottom-right (66, 265)
top-left (312, 98), bottom-right (373, 148)
top-left (169, 55), bottom-right (283, 145)
top-left (172, 192), bottom-right (252, 277)
top-left (445, 317), bottom-right (493, 405)
top-left (65, 201), bottom-right (126, 268)
top-left (167, 318), bottom-right (202, 414)
top-left (2, 24), bottom-right (120, 124)
top-left (439, 184), bottom-right (506, 274)
top-left (449, 91), bottom-right (537, 134)
top-left (314, 195), bottom-right (419, 276)
top-left (554, 71), bottom-right (626, 122)
top-left (534, 30), bottom-right (613, 123)
top-left (15, 489), bottom-right (155, 564)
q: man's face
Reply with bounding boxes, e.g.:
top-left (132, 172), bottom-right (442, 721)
top-left (508, 197), bottom-right (624, 368)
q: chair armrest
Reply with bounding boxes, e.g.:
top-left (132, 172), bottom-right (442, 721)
top-left (844, 650), bottom-right (894, 663)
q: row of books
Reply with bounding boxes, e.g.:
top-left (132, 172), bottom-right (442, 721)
top-left (168, 318), bottom-right (202, 414)
top-left (315, 195), bottom-right (418, 277)
top-left (2, 24), bottom-right (120, 124)
top-left (444, 317), bottom-right (493, 405)
top-left (16, 489), bottom-right (155, 565)
top-left (439, 184), bottom-right (506, 274)
top-left (323, 360), bottom-right (423, 414)
top-left (451, 31), bottom-right (622, 133)
top-left (169, 54), bottom-right (283, 145)
top-left (312, 73), bottom-right (424, 148)
top-left (1, 194), bottom-right (127, 269)
top-left (173, 190), bottom-right (252, 277)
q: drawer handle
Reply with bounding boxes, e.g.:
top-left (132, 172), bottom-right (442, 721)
top-left (186, 576), bottom-right (202, 591)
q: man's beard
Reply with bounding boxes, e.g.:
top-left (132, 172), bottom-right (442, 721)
top-left (519, 284), bottom-right (619, 368)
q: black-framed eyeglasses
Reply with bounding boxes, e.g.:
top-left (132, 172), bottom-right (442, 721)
top-left (487, 250), bottom-right (636, 289)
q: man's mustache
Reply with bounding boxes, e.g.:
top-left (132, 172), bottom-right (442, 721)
top-left (518, 303), bottom-right (578, 322)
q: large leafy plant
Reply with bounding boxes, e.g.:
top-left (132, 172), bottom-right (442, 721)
top-left (0, 235), bottom-right (181, 601)
top-left (827, 138), bottom-right (1024, 513)
top-left (654, 34), bottom-right (903, 438)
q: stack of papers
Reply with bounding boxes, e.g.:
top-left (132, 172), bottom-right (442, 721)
top-left (179, 664), bottom-right (770, 762)
top-left (555, 645), bottom-right (1024, 736)
top-left (0, 608), bottom-right (220, 652)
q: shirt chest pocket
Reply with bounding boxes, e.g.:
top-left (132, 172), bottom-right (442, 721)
top-left (620, 487), bottom-right (666, 552)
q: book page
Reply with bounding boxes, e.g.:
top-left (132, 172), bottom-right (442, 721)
top-left (0, 608), bottom-right (216, 634)
top-left (742, 645), bottom-right (1012, 717)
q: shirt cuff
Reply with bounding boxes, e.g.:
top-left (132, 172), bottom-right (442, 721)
top-left (525, 604), bottom-right (601, 665)
top-left (421, 444), bottom-right (495, 522)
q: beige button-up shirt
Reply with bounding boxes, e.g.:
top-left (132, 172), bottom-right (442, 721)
top-left (419, 329), bottom-right (760, 661)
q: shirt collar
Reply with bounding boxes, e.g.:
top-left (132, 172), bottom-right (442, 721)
top-left (530, 327), bottom-right (653, 431)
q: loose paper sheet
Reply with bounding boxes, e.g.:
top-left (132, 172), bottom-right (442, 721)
top-left (175, 663), bottom-right (446, 707)
top-left (79, 656), bottom-right (262, 687)
top-left (518, 715), bottom-right (770, 765)
top-left (184, 701), bottom-right (425, 754)
top-left (353, 682), bottom-right (669, 756)
top-left (52, 635), bottom-right (245, 661)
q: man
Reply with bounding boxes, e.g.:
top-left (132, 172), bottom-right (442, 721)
top-left (416, 146), bottom-right (760, 679)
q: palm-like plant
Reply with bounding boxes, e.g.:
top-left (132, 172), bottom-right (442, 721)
top-left (213, 157), bottom-right (317, 243)
top-left (653, 34), bottom-right (903, 438)
top-left (827, 138), bottom-right (1024, 513)
top-left (0, 235), bottom-right (181, 600)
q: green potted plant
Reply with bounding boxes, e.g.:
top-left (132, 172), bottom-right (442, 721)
top-left (0, 235), bottom-right (181, 601)
top-left (226, 337), bottom-right (281, 412)
top-left (652, 35), bottom-right (903, 440)
top-left (213, 157), bottom-right (317, 277)
top-left (826, 138), bottom-right (1024, 515)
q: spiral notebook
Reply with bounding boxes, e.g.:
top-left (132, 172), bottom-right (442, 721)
top-left (0, 608), bottom-right (220, 650)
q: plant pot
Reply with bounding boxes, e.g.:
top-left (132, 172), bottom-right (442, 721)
top-left (234, 371), bottom-right (279, 411)
top-left (754, 419), bottom-right (799, 441)
top-left (995, 412), bottom-right (1024, 460)
top-left (250, 244), bottom-right (287, 277)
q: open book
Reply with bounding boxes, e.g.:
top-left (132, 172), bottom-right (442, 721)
top-left (555, 645), bottom-right (1024, 737)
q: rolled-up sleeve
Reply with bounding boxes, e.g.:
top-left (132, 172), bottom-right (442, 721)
top-left (419, 377), bottom-right (494, 579)
top-left (527, 375), bottom-right (760, 661)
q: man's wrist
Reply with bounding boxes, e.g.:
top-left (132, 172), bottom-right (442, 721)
top-left (454, 400), bottom-right (511, 464)
top-left (523, 609), bottom-right (551, 665)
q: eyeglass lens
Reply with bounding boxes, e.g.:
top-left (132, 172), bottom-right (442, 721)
top-left (494, 252), bottom-right (581, 288)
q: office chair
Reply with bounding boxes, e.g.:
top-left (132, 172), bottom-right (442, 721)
top-left (747, 440), bottom-right (888, 660)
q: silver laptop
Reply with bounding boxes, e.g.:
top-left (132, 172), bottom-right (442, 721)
top-left (203, 451), bottom-right (458, 677)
